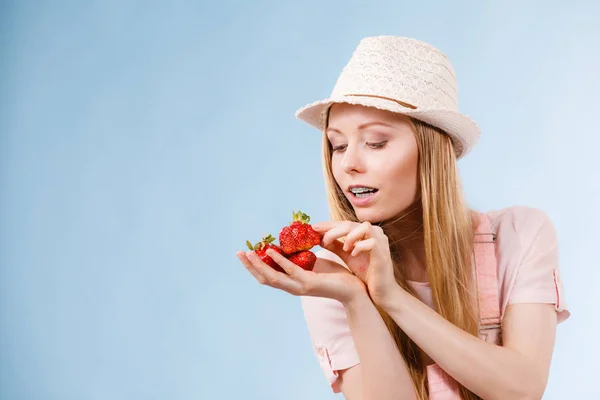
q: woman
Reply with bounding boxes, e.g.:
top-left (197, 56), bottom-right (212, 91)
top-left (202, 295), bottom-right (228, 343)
top-left (236, 36), bottom-right (570, 399)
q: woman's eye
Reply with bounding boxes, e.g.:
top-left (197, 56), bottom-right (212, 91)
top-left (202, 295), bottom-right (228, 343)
top-left (332, 141), bottom-right (387, 152)
top-left (368, 141), bottom-right (387, 149)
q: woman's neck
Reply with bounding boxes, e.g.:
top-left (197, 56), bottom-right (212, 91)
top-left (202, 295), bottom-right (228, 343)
top-left (379, 205), bottom-right (428, 283)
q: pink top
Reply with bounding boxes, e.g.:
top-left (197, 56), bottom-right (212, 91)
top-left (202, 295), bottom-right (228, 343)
top-left (300, 206), bottom-right (570, 393)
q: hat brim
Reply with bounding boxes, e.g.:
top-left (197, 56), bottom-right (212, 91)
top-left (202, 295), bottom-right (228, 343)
top-left (295, 96), bottom-right (480, 159)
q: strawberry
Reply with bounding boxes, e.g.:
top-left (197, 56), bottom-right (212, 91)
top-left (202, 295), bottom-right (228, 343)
top-left (246, 234), bottom-right (285, 273)
top-left (286, 250), bottom-right (317, 271)
top-left (279, 210), bottom-right (322, 255)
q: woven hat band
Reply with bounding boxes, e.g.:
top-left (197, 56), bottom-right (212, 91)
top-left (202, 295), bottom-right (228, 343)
top-left (343, 94), bottom-right (418, 110)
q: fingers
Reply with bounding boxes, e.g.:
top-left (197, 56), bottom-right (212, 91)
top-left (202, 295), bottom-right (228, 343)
top-left (265, 249), bottom-right (308, 280)
top-left (311, 221), bottom-right (339, 233)
top-left (238, 250), bottom-right (305, 295)
top-left (247, 251), bottom-right (298, 289)
top-left (237, 251), bottom-right (268, 284)
top-left (318, 221), bottom-right (386, 267)
top-left (343, 221), bottom-right (371, 252)
top-left (318, 222), bottom-right (362, 266)
top-left (350, 237), bottom-right (376, 257)
top-left (321, 221), bottom-right (358, 248)
top-left (318, 237), bottom-right (352, 265)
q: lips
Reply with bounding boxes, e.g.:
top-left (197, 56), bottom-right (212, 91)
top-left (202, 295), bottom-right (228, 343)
top-left (347, 186), bottom-right (379, 206)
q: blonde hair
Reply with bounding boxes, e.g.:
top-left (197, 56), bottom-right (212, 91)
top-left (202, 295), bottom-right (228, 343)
top-left (322, 109), bottom-right (481, 400)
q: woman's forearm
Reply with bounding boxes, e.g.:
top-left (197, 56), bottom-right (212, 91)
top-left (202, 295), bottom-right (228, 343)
top-left (343, 292), bottom-right (417, 400)
top-left (378, 285), bottom-right (548, 400)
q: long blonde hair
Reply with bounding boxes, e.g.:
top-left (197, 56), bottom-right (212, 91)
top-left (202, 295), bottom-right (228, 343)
top-left (322, 111), bottom-right (481, 400)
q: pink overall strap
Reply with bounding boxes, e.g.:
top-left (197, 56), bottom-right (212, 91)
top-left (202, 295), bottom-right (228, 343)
top-left (473, 212), bottom-right (502, 330)
top-left (427, 212), bottom-right (500, 399)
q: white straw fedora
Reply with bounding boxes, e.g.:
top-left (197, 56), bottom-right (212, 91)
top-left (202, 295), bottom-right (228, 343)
top-left (295, 36), bottom-right (480, 158)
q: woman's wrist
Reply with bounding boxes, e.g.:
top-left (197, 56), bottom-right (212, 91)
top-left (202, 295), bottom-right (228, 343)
top-left (372, 282), bottom-right (408, 312)
top-left (341, 286), bottom-right (370, 309)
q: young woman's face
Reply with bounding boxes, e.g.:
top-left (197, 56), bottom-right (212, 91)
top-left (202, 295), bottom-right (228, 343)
top-left (327, 103), bottom-right (419, 223)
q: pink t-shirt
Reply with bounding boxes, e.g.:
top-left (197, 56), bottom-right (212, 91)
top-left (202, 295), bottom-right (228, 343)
top-left (300, 205), bottom-right (570, 393)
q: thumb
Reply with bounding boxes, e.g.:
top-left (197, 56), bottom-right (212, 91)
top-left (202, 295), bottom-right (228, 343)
top-left (320, 238), bottom-right (352, 267)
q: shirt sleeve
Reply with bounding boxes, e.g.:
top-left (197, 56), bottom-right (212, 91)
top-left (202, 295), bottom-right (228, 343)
top-left (506, 207), bottom-right (570, 323)
top-left (300, 251), bottom-right (361, 393)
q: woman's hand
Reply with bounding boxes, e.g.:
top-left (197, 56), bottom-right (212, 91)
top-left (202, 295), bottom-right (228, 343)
top-left (236, 248), bottom-right (366, 305)
top-left (311, 221), bottom-right (396, 305)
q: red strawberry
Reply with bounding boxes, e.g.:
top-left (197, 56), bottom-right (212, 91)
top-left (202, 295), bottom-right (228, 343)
top-left (286, 250), bottom-right (317, 271)
top-left (278, 210), bottom-right (322, 255)
top-left (246, 234), bottom-right (285, 273)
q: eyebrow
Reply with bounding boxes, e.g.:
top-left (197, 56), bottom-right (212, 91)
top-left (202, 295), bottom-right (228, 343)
top-left (326, 121), bottom-right (394, 134)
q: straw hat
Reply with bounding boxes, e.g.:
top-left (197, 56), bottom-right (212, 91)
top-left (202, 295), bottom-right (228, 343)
top-left (295, 36), bottom-right (480, 158)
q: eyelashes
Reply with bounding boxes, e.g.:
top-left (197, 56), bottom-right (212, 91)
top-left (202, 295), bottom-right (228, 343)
top-left (367, 141), bottom-right (387, 150)
top-left (332, 141), bottom-right (388, 152)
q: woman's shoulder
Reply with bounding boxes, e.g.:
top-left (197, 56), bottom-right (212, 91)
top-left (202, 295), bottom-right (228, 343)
top-left (484, 205), bottom-right (557, 242)
top-left (482, 205), bottom-right (560, 284)
top-left (484, 207), bottom-right (568, 321)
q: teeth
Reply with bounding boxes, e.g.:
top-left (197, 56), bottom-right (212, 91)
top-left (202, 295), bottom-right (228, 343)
top-left (350, 187), bottom-right (376, 194)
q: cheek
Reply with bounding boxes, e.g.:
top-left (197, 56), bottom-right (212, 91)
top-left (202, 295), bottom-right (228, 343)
top-left (383, 151), bottom-right (419, 199)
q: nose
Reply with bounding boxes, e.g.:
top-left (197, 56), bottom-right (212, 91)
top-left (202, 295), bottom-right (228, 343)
top-left (340, 143), bottom-right (364, 174)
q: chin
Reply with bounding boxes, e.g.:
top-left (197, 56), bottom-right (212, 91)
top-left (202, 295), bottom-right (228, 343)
top-left (354, 202), bottom-right (417, 225)
top-left (353, 208), bottom-right (387, 224)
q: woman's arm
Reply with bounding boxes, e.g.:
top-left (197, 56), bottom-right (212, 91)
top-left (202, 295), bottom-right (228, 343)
top-left (339, 291), bottom-right (417, 400)
top-left (240, 247), bottom-right (417, 399)
top-left (379, 286), bottom-right (557, 400)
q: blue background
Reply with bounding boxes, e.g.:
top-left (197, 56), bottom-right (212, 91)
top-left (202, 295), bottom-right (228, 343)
top-left (1, 1), bottom-right (598, 398)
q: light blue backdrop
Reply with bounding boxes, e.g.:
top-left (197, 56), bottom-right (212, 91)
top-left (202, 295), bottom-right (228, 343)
top-left (1, 1), bottom-right (598, 398)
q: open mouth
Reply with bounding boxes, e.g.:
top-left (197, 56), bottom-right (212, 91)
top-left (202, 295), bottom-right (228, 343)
top-left (349, 187), bottom-right (379, 198)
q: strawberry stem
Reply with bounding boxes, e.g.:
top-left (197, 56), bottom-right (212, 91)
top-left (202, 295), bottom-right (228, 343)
top-left (262, 234), bottom-right (275, 244)
top-left (292, 210), bottom-right (311, 224)
top-left (246, 234), bottom-right (277, 252)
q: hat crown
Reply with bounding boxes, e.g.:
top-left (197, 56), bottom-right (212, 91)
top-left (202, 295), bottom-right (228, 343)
top-left (330, 36), bottom-right (459, 111)
top-left (294, 35), bottom-right (481, 159)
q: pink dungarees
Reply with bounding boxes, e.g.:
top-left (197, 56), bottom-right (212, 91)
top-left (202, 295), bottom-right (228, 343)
top-left (426, 213), bottom-right (502, 398)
